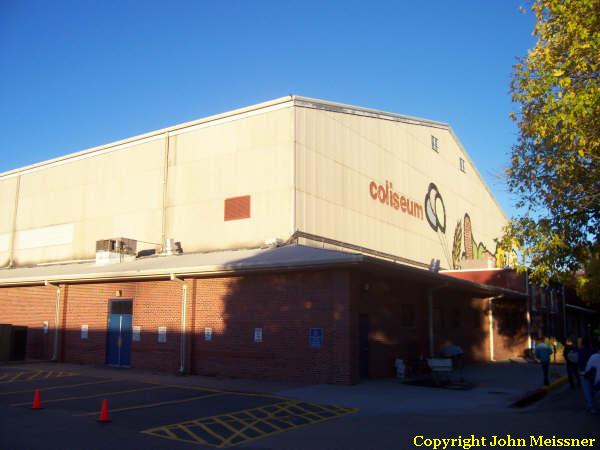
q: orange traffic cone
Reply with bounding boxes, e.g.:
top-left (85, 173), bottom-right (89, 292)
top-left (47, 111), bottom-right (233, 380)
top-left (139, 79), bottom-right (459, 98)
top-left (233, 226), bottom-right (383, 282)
top-left (32, 389), bottom-right (42, 410)
top-left (98, 399), bottom-right (110, 423)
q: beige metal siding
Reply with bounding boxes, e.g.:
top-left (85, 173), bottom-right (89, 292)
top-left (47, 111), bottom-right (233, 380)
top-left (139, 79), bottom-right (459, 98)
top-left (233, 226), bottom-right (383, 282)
top-left (165, 107), bottom-right (295, 252)
top-left (1, 106), bottom-right (295, 267)
top-left (294, 106), bottom-right (507, 269)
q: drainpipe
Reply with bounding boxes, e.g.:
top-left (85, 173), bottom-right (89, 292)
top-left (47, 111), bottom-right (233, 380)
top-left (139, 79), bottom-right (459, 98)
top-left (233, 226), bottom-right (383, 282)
top-left (427, 283), bottom-right (448, 358)
top-left (45, 281), bottom-right (61, 361)
top-left (171, 274), bottom-right (188, 374)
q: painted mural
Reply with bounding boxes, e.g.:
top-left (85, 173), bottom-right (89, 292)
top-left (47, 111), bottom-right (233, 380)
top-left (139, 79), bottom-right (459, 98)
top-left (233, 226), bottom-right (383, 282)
top-left (424, 182), bottom-right (514, 270)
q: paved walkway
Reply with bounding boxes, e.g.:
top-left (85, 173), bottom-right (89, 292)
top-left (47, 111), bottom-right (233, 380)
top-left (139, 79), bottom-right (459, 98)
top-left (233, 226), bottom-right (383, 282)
top-left (279, 362), bottom-right (566, 415)
top-left (5, 360), bottom-right (565, 416)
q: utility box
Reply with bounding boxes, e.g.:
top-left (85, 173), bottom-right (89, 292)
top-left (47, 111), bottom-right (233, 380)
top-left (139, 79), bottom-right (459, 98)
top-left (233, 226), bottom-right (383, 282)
top-left (96, 237), bottom-right (137, 265)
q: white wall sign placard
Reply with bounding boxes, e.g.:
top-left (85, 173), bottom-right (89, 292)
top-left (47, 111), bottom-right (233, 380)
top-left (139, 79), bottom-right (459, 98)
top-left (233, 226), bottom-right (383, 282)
top-left (132, 326), bottom-right (141, 342)
top-left (309, 328), bottom-right (323, 348)
top-left (204, 327), bottom-right (213, 341)
top-left (254, 327), bottom-right (263, 343)
top-left (81, 324), bottom-right (88, 340)
top-left (158, 326), bottom-right (167, 343)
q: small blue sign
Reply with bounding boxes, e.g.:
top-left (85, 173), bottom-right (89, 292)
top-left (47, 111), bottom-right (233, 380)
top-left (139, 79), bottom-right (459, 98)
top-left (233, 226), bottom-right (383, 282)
top-left (309, 328), bottom-right (323, 348)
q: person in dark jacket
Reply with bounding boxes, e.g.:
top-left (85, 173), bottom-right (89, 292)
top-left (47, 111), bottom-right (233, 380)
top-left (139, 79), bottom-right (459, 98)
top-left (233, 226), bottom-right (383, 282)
top-left (563, 334), bottom-right (580, 388)
top-left (577, 336), bottom-right (596, 413)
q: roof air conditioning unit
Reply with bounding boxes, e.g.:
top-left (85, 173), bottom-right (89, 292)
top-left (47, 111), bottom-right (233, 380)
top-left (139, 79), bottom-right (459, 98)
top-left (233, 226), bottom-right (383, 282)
top-left (96, 238), bottom-right (137, 265)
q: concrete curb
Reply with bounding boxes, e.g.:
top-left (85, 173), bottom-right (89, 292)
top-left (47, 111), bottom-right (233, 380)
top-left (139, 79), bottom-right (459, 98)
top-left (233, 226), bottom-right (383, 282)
top-left (511, 376), bottom-right (568, 408)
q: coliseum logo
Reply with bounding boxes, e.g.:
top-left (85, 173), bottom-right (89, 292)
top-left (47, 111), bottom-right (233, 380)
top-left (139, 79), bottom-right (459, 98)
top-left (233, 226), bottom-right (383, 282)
top-left (368, 180), bottom-right (424, 220)
top-left (424, 182), bottom-right (446, 233)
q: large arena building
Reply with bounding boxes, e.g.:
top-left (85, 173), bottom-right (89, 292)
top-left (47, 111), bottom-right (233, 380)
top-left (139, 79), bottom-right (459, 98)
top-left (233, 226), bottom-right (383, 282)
top-left (0, 96), bottom-right (531, 383)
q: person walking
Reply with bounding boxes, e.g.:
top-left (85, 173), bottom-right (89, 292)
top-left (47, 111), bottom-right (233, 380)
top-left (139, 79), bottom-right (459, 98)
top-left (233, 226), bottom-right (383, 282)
top-left (534, 336), bottom-right (553, 386)
top-left (580, 338), bottom-right (599, 414)
top-left (563, 334), bottom-right (580, 389)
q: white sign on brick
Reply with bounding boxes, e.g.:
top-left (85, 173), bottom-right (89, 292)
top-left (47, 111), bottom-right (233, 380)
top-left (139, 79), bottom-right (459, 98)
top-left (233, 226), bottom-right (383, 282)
top-left (254, 327), bottom-right (263, 343)
top-left (133, 326), bottom-right (141, 342)
top-left (81, 324), bottom-right (88, 340)
top-left (158, 326), bottom-right (167, 343)
top-left (204, 327), bottom-right (213, 341)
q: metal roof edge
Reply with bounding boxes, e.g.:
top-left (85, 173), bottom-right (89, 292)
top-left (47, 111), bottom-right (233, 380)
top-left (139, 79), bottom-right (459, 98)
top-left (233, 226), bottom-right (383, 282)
top-left (291, 95), bottom-right (449, 129)
top-left (0, 259), bottom-right (364, 287)
top-left (0, 96), bottom-right (295, 179)
top-left (362, 255), bottom-right (526, 298)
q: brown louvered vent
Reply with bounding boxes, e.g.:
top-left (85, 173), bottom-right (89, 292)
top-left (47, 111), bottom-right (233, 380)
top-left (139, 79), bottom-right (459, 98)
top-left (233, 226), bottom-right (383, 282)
top-left (224, 195), bottom-right (251, 221)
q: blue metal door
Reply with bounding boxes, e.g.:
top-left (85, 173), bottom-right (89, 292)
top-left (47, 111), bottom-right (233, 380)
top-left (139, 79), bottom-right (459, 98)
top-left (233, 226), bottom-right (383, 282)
top-left (106, 300), bottom-right (132, 367)
top-left (120, 313), bottom-right (132, 366)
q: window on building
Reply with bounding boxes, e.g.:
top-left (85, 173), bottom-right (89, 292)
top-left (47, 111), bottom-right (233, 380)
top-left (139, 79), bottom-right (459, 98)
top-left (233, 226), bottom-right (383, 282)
top-left (399, 304), bottom-right (416, 327)
top-left (459, 157), bottom-right (466, 172)
top-left (224, 195), bottom-right (251, 221)
top-left (431, 135), bottom-right (439, 152)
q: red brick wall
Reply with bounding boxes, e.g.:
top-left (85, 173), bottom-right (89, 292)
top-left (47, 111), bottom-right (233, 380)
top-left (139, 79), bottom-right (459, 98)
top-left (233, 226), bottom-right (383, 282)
top-left (0, 286), bottom-right (56, 359)
top-left (355, 277), bottom-right (429, 378)
top-left (432, 291), bottom-right (490, 362)
top-left (492, 297), bottom-right (528, 360)
top-left (0, 272), bottom-right (353, 383)
top-left (189, 270), bottom-right (353, 384)
top-left (60, 281), bottom-right (181, 372)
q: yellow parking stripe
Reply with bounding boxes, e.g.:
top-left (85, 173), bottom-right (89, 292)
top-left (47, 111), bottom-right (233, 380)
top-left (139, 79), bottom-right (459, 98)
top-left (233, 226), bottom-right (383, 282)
top-left (10, 385), bottom-right (165, 406)
top-left (177, 424), bottom-right (209, 445)
top-left (77, 392), bottom-right (224, 416)
top-left (25, 371), bottom-right (44, 381)
top-left (7, 372), bottom-right (24, 383)
top-left (142, 399), bottom-right (358, 448)
top-left (0, 379), bottom-right (114, 396)
top-left (0, 370), bottom-right (78, 384)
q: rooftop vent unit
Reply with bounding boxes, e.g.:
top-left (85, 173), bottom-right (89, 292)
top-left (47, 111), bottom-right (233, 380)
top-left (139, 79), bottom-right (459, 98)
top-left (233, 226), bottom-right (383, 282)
top-left (96, 238), bottom-right (137, 265)
top-left (162, 238), bottom-right (183, 256)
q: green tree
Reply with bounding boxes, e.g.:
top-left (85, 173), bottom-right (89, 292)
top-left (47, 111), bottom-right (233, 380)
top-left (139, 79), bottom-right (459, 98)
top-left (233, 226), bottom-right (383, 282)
top-left (504, 0), bottom-right (600, 300)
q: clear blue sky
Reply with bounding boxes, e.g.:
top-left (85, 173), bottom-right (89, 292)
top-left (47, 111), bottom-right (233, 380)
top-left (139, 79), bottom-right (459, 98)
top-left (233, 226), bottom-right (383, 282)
top-left (0, 0), bottom-right (535, 218)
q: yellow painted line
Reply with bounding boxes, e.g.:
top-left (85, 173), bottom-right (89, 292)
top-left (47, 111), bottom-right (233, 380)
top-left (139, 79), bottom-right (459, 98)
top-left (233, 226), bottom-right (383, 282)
top-left (220, 417), bottom-right (266, 446)
top-left (160, 384), bottom-right (224, 394)
top-left (5, 372), bottom-right (25, 383)
top-left (222, 413), bottom-right (266, 438)
top-left (177, 423), bottom-right (211, 446)
top-left (25, 371), bottom-right (44, 381)
top-left (0, 379), bottom-right (115, 396)
top-left (159, 427), bottom-right (180, 440)
top-left (10, 385), bottom-right (165, 406)
top-left (77, 392), bottom-right (224, 416)
top-left (155, 382), bottom-right (286, 400)
top-left (142, 430), bottom-right (199, 446)
top-left (197, 421), bottom-right (230, 443)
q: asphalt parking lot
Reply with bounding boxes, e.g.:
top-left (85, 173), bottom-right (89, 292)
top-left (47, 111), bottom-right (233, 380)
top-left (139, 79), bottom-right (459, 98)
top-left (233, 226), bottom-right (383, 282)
top-left (0, 366), bottom-right (357, 449)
